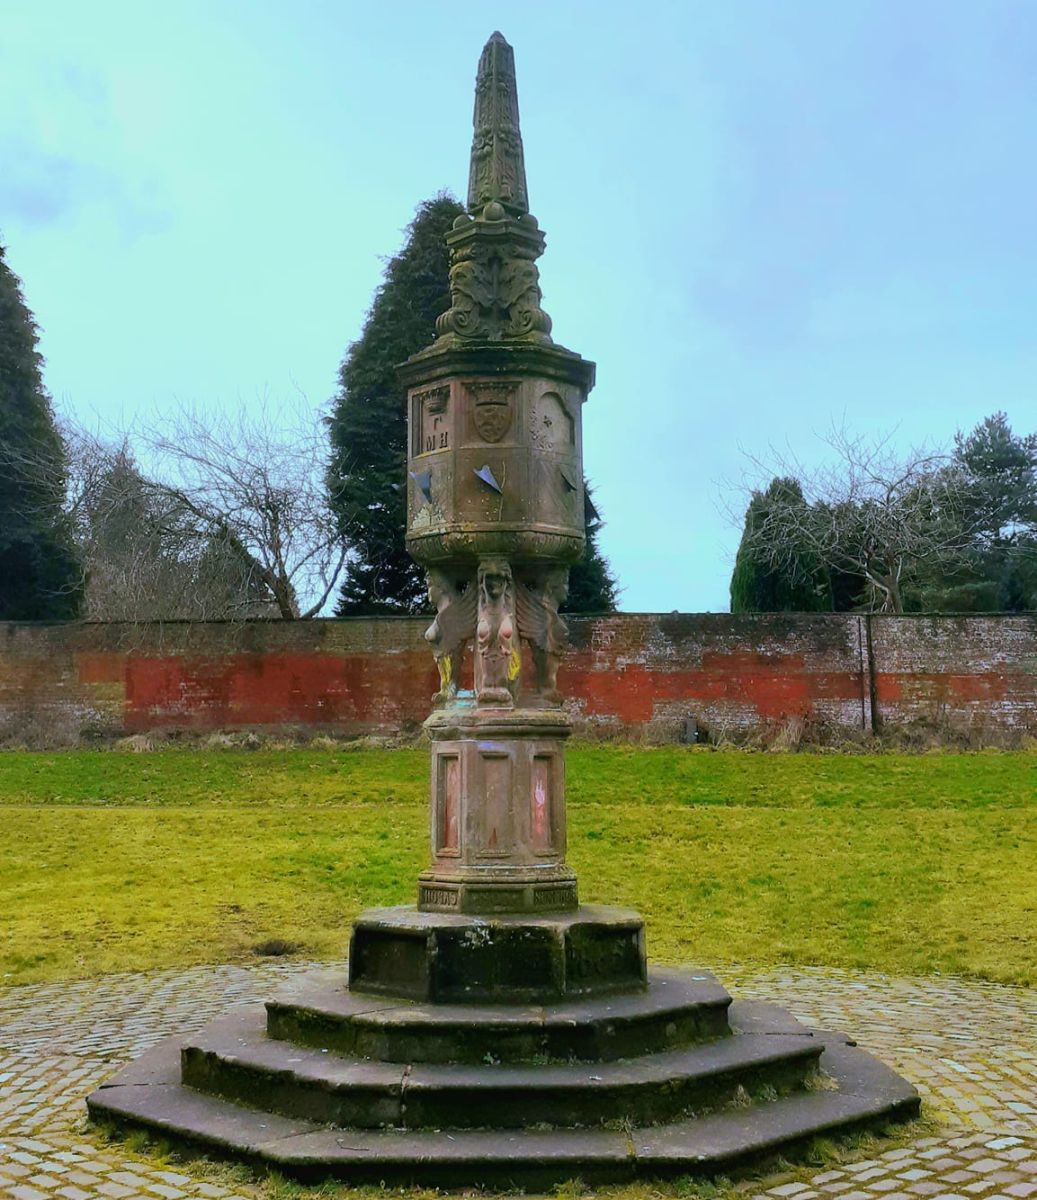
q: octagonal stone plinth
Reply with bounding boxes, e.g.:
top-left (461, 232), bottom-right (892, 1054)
top-left (348, 904), bottom-right (647, 1004)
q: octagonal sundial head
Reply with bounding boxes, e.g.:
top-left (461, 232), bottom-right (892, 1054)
top-left (399, 29), bottom-right (595, 573)
top-left (404, 371), bottom-right (588, 568)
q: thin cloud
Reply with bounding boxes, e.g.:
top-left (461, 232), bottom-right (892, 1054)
top-left (0, 50), bottom-right (172, 239)
top-left (0, 137), bottom-right (172, 238)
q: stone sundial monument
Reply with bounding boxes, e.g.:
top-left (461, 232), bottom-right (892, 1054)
top-left (88, 34), bottom-right (918, 1186)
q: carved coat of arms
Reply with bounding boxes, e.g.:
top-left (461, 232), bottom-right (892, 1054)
top-left (468, 383), bottom-right (515, 443)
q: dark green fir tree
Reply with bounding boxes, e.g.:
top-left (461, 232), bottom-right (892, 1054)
top-left (328, 194), bottom-right (620, 614)
top-left (956, 411), bottom-right (1037, 612)
top-left (564, 483), bottom-right (618, 613)
top-left (729, 477), bottom-right (829, 613)
top-left (0, 242), bottom-right (80, 619)
top-left (328, 195), bottom-right (465, 614)
top-left (954, 411), bottom-right (1037, 548)
top-left (918, 412), bottom-right (1037, 612)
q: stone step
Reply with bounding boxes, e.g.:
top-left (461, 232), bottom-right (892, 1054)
top-left (266, 966), bottom-right (732, 1063)
top-left (179, 1007), bottom-right (821, 1130)
top-left (88, 1034), bottom-right (919, 1188)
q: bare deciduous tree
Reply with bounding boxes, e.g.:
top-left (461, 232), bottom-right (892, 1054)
top-left (733, 427), bottom-right (976, 613)
top-left (8, 401), bottom-right (348, 622)
top-left (62, 430), bottom-right (274, 620)
top-left (133, 402), bottom-right (347, 620)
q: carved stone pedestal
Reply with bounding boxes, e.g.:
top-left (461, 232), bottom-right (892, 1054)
top-left (419, 706), bottom-right (577, 914)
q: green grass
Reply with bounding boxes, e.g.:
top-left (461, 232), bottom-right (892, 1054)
top-left (94, 1114), bottom-right (939, 1200)
top-left (1, 747), bottom-right (1034, 987)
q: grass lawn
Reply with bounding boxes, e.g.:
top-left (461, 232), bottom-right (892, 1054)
top-left (1, 747), bottom-right (1034, 988)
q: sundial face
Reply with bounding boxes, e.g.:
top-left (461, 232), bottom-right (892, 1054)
top-left (406, 375), bottom-right (584, 557)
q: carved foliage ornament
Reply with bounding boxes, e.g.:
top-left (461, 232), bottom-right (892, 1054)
top-left (434, 33), bottom-right (552, 344)
top-left (436, 235), bottom-right (552, 343)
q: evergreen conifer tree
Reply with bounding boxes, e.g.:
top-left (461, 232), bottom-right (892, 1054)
top-left (0, 242), bottom-right (80, 618)
top-left (328, 195), bottom-right (620, 614)
top-left (954, 411), bottom-right (1037, 547)
top-left (930, 411), bottom-right (1037, 612)
top-left (328, 195), bottom-right (465, 614)
top-left (564, 484), bottom-right (618, 613)
top-left (729, 477), bottom-right (830, 613)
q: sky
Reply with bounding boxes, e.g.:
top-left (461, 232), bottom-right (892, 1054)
top-left (2, 0), bottom-right (1035, 612)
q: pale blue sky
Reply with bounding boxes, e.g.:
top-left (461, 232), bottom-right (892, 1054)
top-left (2, 1), bottom-right (1035, 611)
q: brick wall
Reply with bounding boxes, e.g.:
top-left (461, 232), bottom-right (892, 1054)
top-left (564, 613), bottom-right (870, 740)
top-left (1, 613), bottom-right (1034, 745)
top-left (870, 615), bottom-right (1037, 733)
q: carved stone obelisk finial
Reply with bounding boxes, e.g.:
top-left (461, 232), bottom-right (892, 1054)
top-left (433, 32), bottom-right (553, 345)
top-left (468, 31), bottom-right (529, 216)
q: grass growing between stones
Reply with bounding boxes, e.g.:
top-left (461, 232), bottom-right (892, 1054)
top-left (92, 1111), bottom-right (938, 1200)
top-left (0, 747), bottom-right (1034, 987)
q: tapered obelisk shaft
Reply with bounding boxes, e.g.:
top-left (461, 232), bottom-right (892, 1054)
top-left (468, 31), bottom-right (529, 216)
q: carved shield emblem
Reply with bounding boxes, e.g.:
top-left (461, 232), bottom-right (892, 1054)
top-left (469, 384), bottom-right (515, 443)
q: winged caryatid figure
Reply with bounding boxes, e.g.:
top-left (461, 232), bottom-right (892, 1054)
top-left (516, 565), bottom-right (569, 704)
top-left (424, 568), bottom-right (477, 705)
top-left (474, 559), bottom-right (519, 704)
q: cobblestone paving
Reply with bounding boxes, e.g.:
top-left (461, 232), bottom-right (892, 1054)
top-left (0, 960), bottom-right (1033, 1200)
top-left (720, 965), bottom-right (1037, 1136)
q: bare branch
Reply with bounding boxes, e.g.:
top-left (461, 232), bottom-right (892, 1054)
top-left (729, 426), bottom-right (977, 613)
top-left (22, 399), bottom-right (352, 622)
top-left (123, 399), bottom-right (349, 620)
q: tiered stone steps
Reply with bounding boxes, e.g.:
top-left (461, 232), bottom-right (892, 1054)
top-left (265, 966), bottom-right (732, 1062)
top-left (87, 965), bottom-right (919, 1186)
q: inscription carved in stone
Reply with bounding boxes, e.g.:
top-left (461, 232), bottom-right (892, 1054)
top-left (419, 885), bottom-right (459, 908)
top-left (415, 386), bottom-right (451, 455)
top-left (533, 884), bottom-right (577, 908)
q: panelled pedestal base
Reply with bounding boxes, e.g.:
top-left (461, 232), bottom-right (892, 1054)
top-left (421, 706), bottom-right (576, 915)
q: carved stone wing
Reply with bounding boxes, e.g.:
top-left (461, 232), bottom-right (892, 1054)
top-left (435, 586), bottom-right (477, 654)
top-left (515, 579), bottom-right (551, 650)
